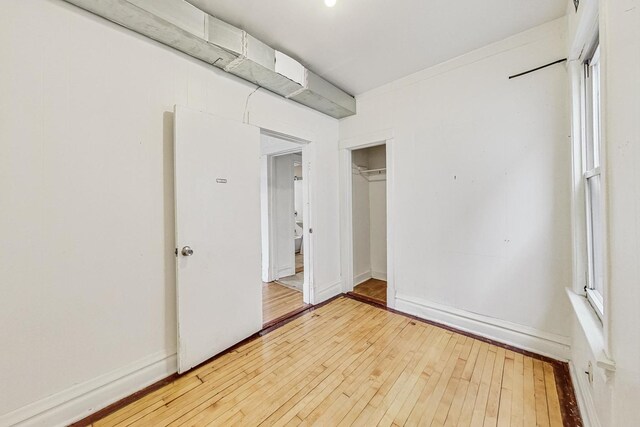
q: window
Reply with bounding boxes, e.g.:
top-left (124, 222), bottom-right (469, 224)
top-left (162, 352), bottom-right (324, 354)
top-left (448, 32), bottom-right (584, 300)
top-left (583, 44), bottom-right (605, 318)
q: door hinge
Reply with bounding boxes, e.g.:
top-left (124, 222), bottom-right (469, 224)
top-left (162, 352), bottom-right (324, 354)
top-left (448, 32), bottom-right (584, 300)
top-left (309, 228), bottom-right (313, 234)
top-left (175, 248), bottom-right (178, 257)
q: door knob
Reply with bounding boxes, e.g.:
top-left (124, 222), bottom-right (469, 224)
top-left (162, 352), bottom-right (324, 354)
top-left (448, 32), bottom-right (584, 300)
top-left (181, 246), bottom-right (194, 256)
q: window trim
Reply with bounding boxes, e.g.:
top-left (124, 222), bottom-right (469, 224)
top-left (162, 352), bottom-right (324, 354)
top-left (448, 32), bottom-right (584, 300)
top-left (581, 41), bottom-right (605, 320)
top-left (584, 166), bottom-right (600, 179)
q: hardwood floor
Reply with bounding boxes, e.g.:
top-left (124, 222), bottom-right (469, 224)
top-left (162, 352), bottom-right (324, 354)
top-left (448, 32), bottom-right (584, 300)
top-left (263, 281), bottom-right (307, 326)
top-left (295, 253), bottom-right (304, 273)
top-left (353, 278), bottom-right (387, 304)
top-left (88, 297), bottom-right (578, 427)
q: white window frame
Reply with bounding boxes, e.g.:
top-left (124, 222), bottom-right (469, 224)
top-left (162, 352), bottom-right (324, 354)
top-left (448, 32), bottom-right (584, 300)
top-left (581, 43), bottom-right (605, 319)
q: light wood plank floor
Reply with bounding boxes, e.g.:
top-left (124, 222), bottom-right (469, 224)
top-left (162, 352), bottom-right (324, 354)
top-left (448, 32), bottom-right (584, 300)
top-left (295, 253), bottom-right (304, 273)
top-left (263, 281), bottom-right (306, 325)
top-left (353, 278), bottom-right (387, 304)
top-left (91, 297), bottom-right (575, 427)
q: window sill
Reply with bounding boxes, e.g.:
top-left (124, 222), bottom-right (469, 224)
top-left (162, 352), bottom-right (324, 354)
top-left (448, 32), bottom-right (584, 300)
top-left (565, 288), bottom-right (616, 371)
top-left (585, 288), bottom-right (604, 318)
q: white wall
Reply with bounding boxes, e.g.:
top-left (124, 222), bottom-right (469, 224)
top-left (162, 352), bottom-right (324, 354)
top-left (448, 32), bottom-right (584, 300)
top-left (566, 0), bottom-right (640, 425)
top-left (0, 1), bottom-right (340, 424)
top-left (272, 154), bottom-right (296, 279)
top-left (260, 153), bottom-right (271, 283)
top-left (294, 162), bottom-right (303, 225)
top-left (369, 179), bottom-right (387, 279)
top-left (367, 145), bottom-right (387, 170)
top-left (366, 145), bottom-right (387, 279)
top-left (601, 2), bottom-right (640, 421)
top-left (341, 18), bottom-right (572, 357)
top-left (352, 160), bottom-right (372, 284)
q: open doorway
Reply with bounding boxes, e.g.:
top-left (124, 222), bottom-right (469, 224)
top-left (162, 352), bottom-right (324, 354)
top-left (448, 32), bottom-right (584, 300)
top-left (260, 132), bottom-right (311, 326)
top-left (350, 144), bottom-right (388, 305)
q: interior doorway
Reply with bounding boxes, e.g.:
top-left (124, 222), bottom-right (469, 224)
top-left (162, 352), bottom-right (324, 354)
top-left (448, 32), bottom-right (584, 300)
top-left (260, 132), bottom-right (312, 326)
top-left (349, 143), bottom-right (388, 305)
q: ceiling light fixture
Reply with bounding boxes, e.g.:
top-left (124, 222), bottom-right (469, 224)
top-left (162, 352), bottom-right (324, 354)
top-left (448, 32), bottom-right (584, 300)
top-left (325, 0), bottom-right (336, 7)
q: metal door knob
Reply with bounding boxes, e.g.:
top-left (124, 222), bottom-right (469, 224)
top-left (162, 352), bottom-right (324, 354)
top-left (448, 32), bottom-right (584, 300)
top-left (181, 246), bottom-right (194, 256)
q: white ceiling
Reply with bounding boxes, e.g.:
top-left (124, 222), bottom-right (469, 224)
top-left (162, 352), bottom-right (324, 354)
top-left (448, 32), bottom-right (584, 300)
top-left (187, 0), bottom-right (566, 96)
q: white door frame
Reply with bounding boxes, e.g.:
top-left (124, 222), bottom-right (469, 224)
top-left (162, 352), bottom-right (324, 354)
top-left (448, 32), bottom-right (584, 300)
top-left (339, 138), bottom-right (395, 307)
top-left (261, 130), bottom-right (315, 305)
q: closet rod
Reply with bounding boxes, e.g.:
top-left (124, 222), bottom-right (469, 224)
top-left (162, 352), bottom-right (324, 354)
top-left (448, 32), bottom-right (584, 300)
top-left (508, 58), bottom-right (567, 79)
top-left (359, 167), bottom-right (386, 174)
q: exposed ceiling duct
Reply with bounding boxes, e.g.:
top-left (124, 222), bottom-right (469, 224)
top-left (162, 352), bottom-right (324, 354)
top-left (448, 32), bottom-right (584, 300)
top-left (63, 0), bottom-right (356, 119)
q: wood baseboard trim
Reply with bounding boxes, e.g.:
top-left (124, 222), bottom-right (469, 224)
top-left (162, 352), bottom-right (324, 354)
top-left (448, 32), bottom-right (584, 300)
top-left (395, 293), bottom-right (570, 360)
top-left (343, 293), bottom-right (583, 427)
top-left (569, 361), bottom-right (600, 427)
top-left (555, 362), bottom-right (584, 427)
top-left (69, 293), bottom-right (582, 427)
top-left (67, 373), bottom-right (179, 427)
top-left (69, 294), bottom-right (342, 427)
top-left (346, 291), bottom-right (386, 307)
top-left (262, 304), bottom-right (312, 329)
top-left (2, 350), bottom-right (175, 427)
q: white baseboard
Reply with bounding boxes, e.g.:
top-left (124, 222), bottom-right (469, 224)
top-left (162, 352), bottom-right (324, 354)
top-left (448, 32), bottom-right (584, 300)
top-left (395, 294), bottom-right (571, 361)
top-left (2, 350), bottom-right (177, 427)
top-left (569, 362), bottom-right (600, 427)
top-left (353, 271), bottom-right (372, 286)
top-left (276, 266), bottom-right (295, 279)
top-left (371, 271), bottom-right (387, 281)
top-left (315, 280), bottom-right (343, 304)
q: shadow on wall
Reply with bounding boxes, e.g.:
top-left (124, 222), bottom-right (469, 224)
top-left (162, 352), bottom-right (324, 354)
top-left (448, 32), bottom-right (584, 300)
top-left (162, 111), bottom-right (177, 349)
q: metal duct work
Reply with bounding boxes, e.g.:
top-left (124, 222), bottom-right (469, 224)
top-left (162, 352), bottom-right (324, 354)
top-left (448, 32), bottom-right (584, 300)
top-left (63, 0), bottom-right (356, 119)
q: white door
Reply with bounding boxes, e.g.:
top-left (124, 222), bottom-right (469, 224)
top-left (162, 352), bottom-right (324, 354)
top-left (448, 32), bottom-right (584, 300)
top-left (174, 105), bottom-right (262, 373)
top-left (272, 154), bottom-right (296, 279)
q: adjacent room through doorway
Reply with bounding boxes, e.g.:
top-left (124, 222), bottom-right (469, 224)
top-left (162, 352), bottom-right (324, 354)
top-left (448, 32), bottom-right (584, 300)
top-left (350, 144), bottom-right (388, 305)
top-left (260, 133), bottom-right (311, 325)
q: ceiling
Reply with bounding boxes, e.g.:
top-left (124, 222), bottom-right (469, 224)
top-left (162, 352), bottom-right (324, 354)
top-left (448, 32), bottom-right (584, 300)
top-left (186, 0), bottom-right (566, 96)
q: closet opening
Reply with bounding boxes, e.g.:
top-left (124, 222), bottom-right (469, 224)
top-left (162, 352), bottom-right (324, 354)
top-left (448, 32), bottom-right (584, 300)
top-left (350, 143), bottom-right (388, 305)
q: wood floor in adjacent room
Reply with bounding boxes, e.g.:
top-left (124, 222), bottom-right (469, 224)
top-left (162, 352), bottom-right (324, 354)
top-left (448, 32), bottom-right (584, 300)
top-left (295, 253), bottom-right (304, 273)
top-left (263, 281), bottom-right (307, 325)
top-left (88, 297), bottom-right (576, 427)
top-left (353, 278), bottom-right (387, 304)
